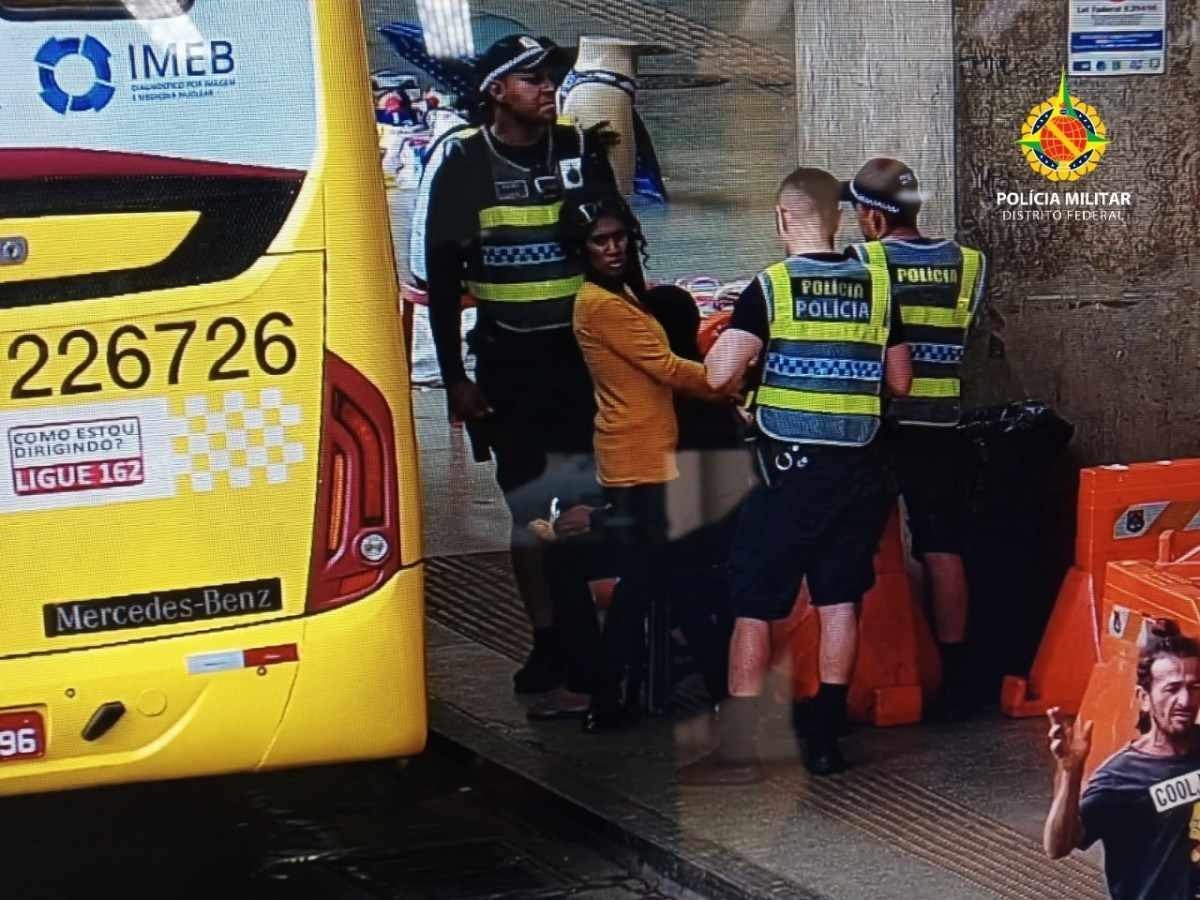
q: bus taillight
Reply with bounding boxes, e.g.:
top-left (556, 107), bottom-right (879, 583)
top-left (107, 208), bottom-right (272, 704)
top-left (307, 352), bottom-right (400, 613)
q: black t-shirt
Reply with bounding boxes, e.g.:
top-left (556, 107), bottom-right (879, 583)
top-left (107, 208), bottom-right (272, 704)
top-left (727, 252), bottom-right (907, 348)
top-left (422, 127), bottom-right (617, 385)
top-left (1080, 737), bottom-right (1200, 900)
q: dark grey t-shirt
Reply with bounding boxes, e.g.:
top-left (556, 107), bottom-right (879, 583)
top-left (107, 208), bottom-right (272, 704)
top-left (1080, 736), bottom-right (1200, 900)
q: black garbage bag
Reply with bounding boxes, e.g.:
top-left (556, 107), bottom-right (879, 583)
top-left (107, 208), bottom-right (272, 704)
top-left (957, 400), bottom-right (1076, 700)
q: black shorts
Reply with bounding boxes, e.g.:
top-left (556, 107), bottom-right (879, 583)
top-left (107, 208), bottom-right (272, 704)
top-left (472, 324), bottom-right (596, 495)
top-left (891, 426), bottom-right (968, 556)
top-left (728, 445), bottom-right (894, 620)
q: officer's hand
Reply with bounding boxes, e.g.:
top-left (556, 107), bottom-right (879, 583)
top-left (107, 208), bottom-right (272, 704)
top-left (585, 120), bottom-right (621, 152)
top-left (553, 504), bottom-right (595, 538)
top-left (447, 379), bottom-right (491, 421)
top-left (716, 380), bottom-right (744, 400)
top-left (1047, 707), bottom-right (1093, 774)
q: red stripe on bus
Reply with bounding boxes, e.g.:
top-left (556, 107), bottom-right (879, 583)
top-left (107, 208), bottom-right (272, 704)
top-left (243, 644), bottom-right (300, 668)
top-left (0, 149), bottom-right (305, 182)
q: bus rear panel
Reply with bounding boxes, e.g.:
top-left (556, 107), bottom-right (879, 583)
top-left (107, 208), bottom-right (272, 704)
top-left (0, 0), bottom-right (426, 797)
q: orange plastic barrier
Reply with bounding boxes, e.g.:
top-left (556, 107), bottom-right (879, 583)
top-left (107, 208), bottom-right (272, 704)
top-left (585, 507), bottom-right (940, 725)
top-left (1074, 535), bottom-right (1200, 782)
top-left (697, 309), bottom-right (732, 356)
top-left (1001, 458), bottom-right (1200, 718)
top-left (781, 505), bottom-right (942, 726)
top-left (589, 577), bottom-right (617, 611)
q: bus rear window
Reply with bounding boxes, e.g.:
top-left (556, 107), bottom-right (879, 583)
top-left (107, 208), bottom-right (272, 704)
top-left (0, 0), bottom-right (194, 20)
top-left (0, 0), bottom-right (316, 174)
top-left (0, 0), bottom-right (315, 306)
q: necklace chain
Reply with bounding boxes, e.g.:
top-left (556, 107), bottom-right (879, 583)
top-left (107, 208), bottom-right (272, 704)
top-left (484, 124), bottom-right (555, 174)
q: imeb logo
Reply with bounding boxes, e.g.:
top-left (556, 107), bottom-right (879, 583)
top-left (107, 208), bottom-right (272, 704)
top-left (1017, 71), bottom-right (1110, 182)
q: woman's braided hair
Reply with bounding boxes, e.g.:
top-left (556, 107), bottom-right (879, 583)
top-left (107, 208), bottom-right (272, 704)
top-left (559, 192), bottom-right (650, 272)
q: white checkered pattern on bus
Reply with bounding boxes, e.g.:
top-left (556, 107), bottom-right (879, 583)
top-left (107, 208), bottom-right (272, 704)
top-left (166, 390), bottom-right (305, 494)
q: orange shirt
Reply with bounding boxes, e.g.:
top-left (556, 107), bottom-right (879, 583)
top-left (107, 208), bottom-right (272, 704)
top-left (573, 281), bottom-right (719, 487)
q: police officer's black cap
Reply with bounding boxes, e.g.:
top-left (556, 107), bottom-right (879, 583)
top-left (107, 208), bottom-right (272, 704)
top-left (475, 34), bottom-right (557, 93)
top-left (841, 158), bottom-right (922, 217)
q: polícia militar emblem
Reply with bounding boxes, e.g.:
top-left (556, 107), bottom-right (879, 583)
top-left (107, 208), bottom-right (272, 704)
top-left (1017, 71), bottom-right (1110, 182)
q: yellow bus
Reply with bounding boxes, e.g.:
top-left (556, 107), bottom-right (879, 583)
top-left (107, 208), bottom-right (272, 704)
top-left (0, 0), bottom-right (426, 796)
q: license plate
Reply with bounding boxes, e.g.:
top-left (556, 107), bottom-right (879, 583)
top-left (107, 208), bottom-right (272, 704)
top-left (0, 710), bottom-right (45, 762)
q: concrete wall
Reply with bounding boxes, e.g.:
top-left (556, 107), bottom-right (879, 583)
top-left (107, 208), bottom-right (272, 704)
top-left (794, 0), bottom-right (1200, 466)
top-left (794, 0), bottom-right (957, 241)
top-left (955, 0), bottom-right (1200, 465)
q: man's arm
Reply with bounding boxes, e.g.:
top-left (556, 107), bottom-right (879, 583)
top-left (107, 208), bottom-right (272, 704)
top-left (1042, 707), bottom-right (1094, 858)
top-left (884, 343), bottom-right (913, 397)
top-left (1044, 766), bottom-right (1087, 859)
top-left (883, 293), bottom-right (911, 396)
top-left (424, 146), bottom-right (471, 386)
top-left (423, 144), bottom-right (490, 419)
top-left (427, 244), bottom-right (471, 385)
top-left (705, 329), bottom-right (763, 392)
top-left (705, 277), bottom-right (768, 391)
top-left (962, 248), bottom-right (991, 345)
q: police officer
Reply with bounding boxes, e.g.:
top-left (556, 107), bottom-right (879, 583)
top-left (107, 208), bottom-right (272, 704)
top-left (681, 168), bottom-right (912, 781)
top-left (423, 35), bottom-right (618, 693)
top-left (843, 158), bottom-right (987, 720)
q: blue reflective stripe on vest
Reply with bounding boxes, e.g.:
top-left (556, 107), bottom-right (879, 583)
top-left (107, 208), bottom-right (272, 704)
top-left (765, 354), bottom-right (883, 380)
top-left (481, 242), bottom-right (568, 267)
top-left (909, 341), bottom-right (964, 364)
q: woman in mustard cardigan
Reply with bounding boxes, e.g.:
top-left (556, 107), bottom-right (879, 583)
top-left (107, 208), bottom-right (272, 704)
top-left (559, 194), bottom-right (735, 730)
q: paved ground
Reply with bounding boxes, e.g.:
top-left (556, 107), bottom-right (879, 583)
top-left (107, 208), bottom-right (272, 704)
top-left (415, 392), bottom-right (1110, 900)
top-left (4, 738), bottom-right (685, 900)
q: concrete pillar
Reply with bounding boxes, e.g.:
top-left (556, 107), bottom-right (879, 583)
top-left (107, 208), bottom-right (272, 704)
top-left (560, 36), bottom-right (643, 197)
top-left (793, 0), bottom-right (956, 241)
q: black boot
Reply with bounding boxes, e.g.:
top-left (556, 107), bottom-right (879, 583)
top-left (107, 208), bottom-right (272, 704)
top-left (702, 668), bottom-right (729, 706)
top-left (677, 696), bottom-right (764, 785)
top-left (582, 675), bottom-right (638, 732)
top-left (804, 683), bottom-right (848, 776)
top-left (927, 641), bottom-right (978, 722)
top-left (791, 698), bottom-right (851, 739)
top-left (513, 628), bottom-right (565, 694)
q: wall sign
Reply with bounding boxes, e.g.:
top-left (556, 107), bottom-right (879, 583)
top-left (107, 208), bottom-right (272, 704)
top-left (1069, 1), bottom-right (1167, 76)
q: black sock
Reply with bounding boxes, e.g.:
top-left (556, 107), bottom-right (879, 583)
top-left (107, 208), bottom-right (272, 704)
top-left (703, 669), bottom-right (729, 704)
top-left (815, 683), bottom-right (849, 738)
top-left (533, 626), bottom-right (559, 657)
top-left (590, 673), bottom-right (623, 710)
top-left (717, 695), bottom-right (759, 764)
top-left (940, 641), bottom-right (969, 685)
